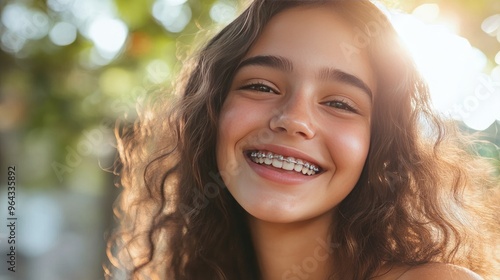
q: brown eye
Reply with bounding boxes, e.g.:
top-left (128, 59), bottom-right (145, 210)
top-left (241, 83), bottom-right (277, 94)
top-left (323, 100), bottom-right (358, 113)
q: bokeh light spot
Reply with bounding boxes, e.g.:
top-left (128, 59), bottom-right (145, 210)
top-left (491, 66), bottom-right (500, 81)
top-left (152, 0), bottom-right (192, 33)
top-left (210, 1), bottom-right (237, 24)
top-left (1, 31), bottom-right (26, 53)
top-left (87, 17), bottom-right (128, 59)
top-left (481, 14), bottom-right (500, 35)
top-left (49, 22), bottom-right (78, 46)
top-left (19, 195), bottom-right (63, 257)
top-left (1, 4), bottom-right (50, 43)
top-left (412, 3), bottom-right (440, 23)
top-left (495, 51), bottom-right (500, 65)
top-left (47, 0), bottom-right (75, 13)
top-left (146, 60), bottom-right (171, 84)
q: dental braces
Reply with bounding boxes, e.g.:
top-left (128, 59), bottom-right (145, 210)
top-left (250, 151), bottom-right (320, 172)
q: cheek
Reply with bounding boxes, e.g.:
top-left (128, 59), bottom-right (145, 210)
top-left (216, 97), bottom-right (260, 174)
top-left (217, 95), bottom-right (273, 151)
top-left (217, 97), bottom-right (249, 151)
top-left (325, 121), bottom-right (370, 170)
top-left (216, 102), bottom-right (237, 170)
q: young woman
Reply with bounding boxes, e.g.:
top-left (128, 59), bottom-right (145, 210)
top-left (106, 0), bottom-right (500, 279)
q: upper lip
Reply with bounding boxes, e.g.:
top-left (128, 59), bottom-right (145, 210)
top-left (245, 144), bottom-right (325, 170)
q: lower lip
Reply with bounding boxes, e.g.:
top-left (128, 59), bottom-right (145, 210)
top-left (245, 156), bottom-right (320, 185)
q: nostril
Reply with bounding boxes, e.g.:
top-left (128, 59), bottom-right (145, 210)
top-left (270, 114), bottom-right (315, 139)
top-left (297, 131), bottom-right (309, 138)
top-left (275, 127), bottom-right (287, 133)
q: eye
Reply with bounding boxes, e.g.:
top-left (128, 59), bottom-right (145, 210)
top-left (323, 99), bottom-right (358, 113)
top-left (240, 82), bottom-right (278, 94)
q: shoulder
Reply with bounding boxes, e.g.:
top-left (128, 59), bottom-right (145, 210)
top-left (397, 263), bottom-right (483, 280)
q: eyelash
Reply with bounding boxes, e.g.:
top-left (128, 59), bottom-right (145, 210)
top-left (240, 82), bottom-right (278, 94)
top-left (322, 99), bottom-right (358, 113)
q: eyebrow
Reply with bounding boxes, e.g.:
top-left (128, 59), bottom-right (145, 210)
top-left (236, 55), bottom-right (373, 99)
top-left (236, 55), bottom-right (294, 72)
top-left (318, 68), bottom-right (373, 99)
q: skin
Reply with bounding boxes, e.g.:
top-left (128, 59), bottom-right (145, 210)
top-left (217, 6), bottom-right (375, 224)
top-left (216, 5), bottom-right (483, 280)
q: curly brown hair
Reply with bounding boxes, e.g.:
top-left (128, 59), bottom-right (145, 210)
top-left (105, 0), bottom-right (500, 279)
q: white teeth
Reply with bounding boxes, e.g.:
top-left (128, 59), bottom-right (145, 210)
top-left (272, 158), bottom-right (283, 168)
top-left (282, 157), bottom-right (295, 171)
top-left (264, 153), bottom-right (273, 165)
top-left (302, 166), bottom-right (308, 174)
top-left (294, 159), bottom-right (303, 172)
top-left (249, 151), bottom-right (320, 176)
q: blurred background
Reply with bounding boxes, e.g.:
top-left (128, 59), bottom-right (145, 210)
top-left (0, 0), bottom-right (499, 279)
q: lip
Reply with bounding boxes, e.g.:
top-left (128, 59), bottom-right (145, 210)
top-left (243, 144), bottom-right (325, 185)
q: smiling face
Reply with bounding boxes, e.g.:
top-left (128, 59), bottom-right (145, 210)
top-left (216, 5), bottom-right (377, 223)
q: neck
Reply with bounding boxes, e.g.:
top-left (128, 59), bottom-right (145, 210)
top-left (249, 211), bottom-right (338, 280)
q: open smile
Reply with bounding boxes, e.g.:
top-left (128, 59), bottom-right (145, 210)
top-left (246, 150), bottom-right (323, 176)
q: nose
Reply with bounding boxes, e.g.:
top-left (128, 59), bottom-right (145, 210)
top-left (270, 95), bottom-right (316, 139)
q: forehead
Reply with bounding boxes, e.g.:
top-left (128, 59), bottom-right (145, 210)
top-left (243, 5), bottom-right (377, 94)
